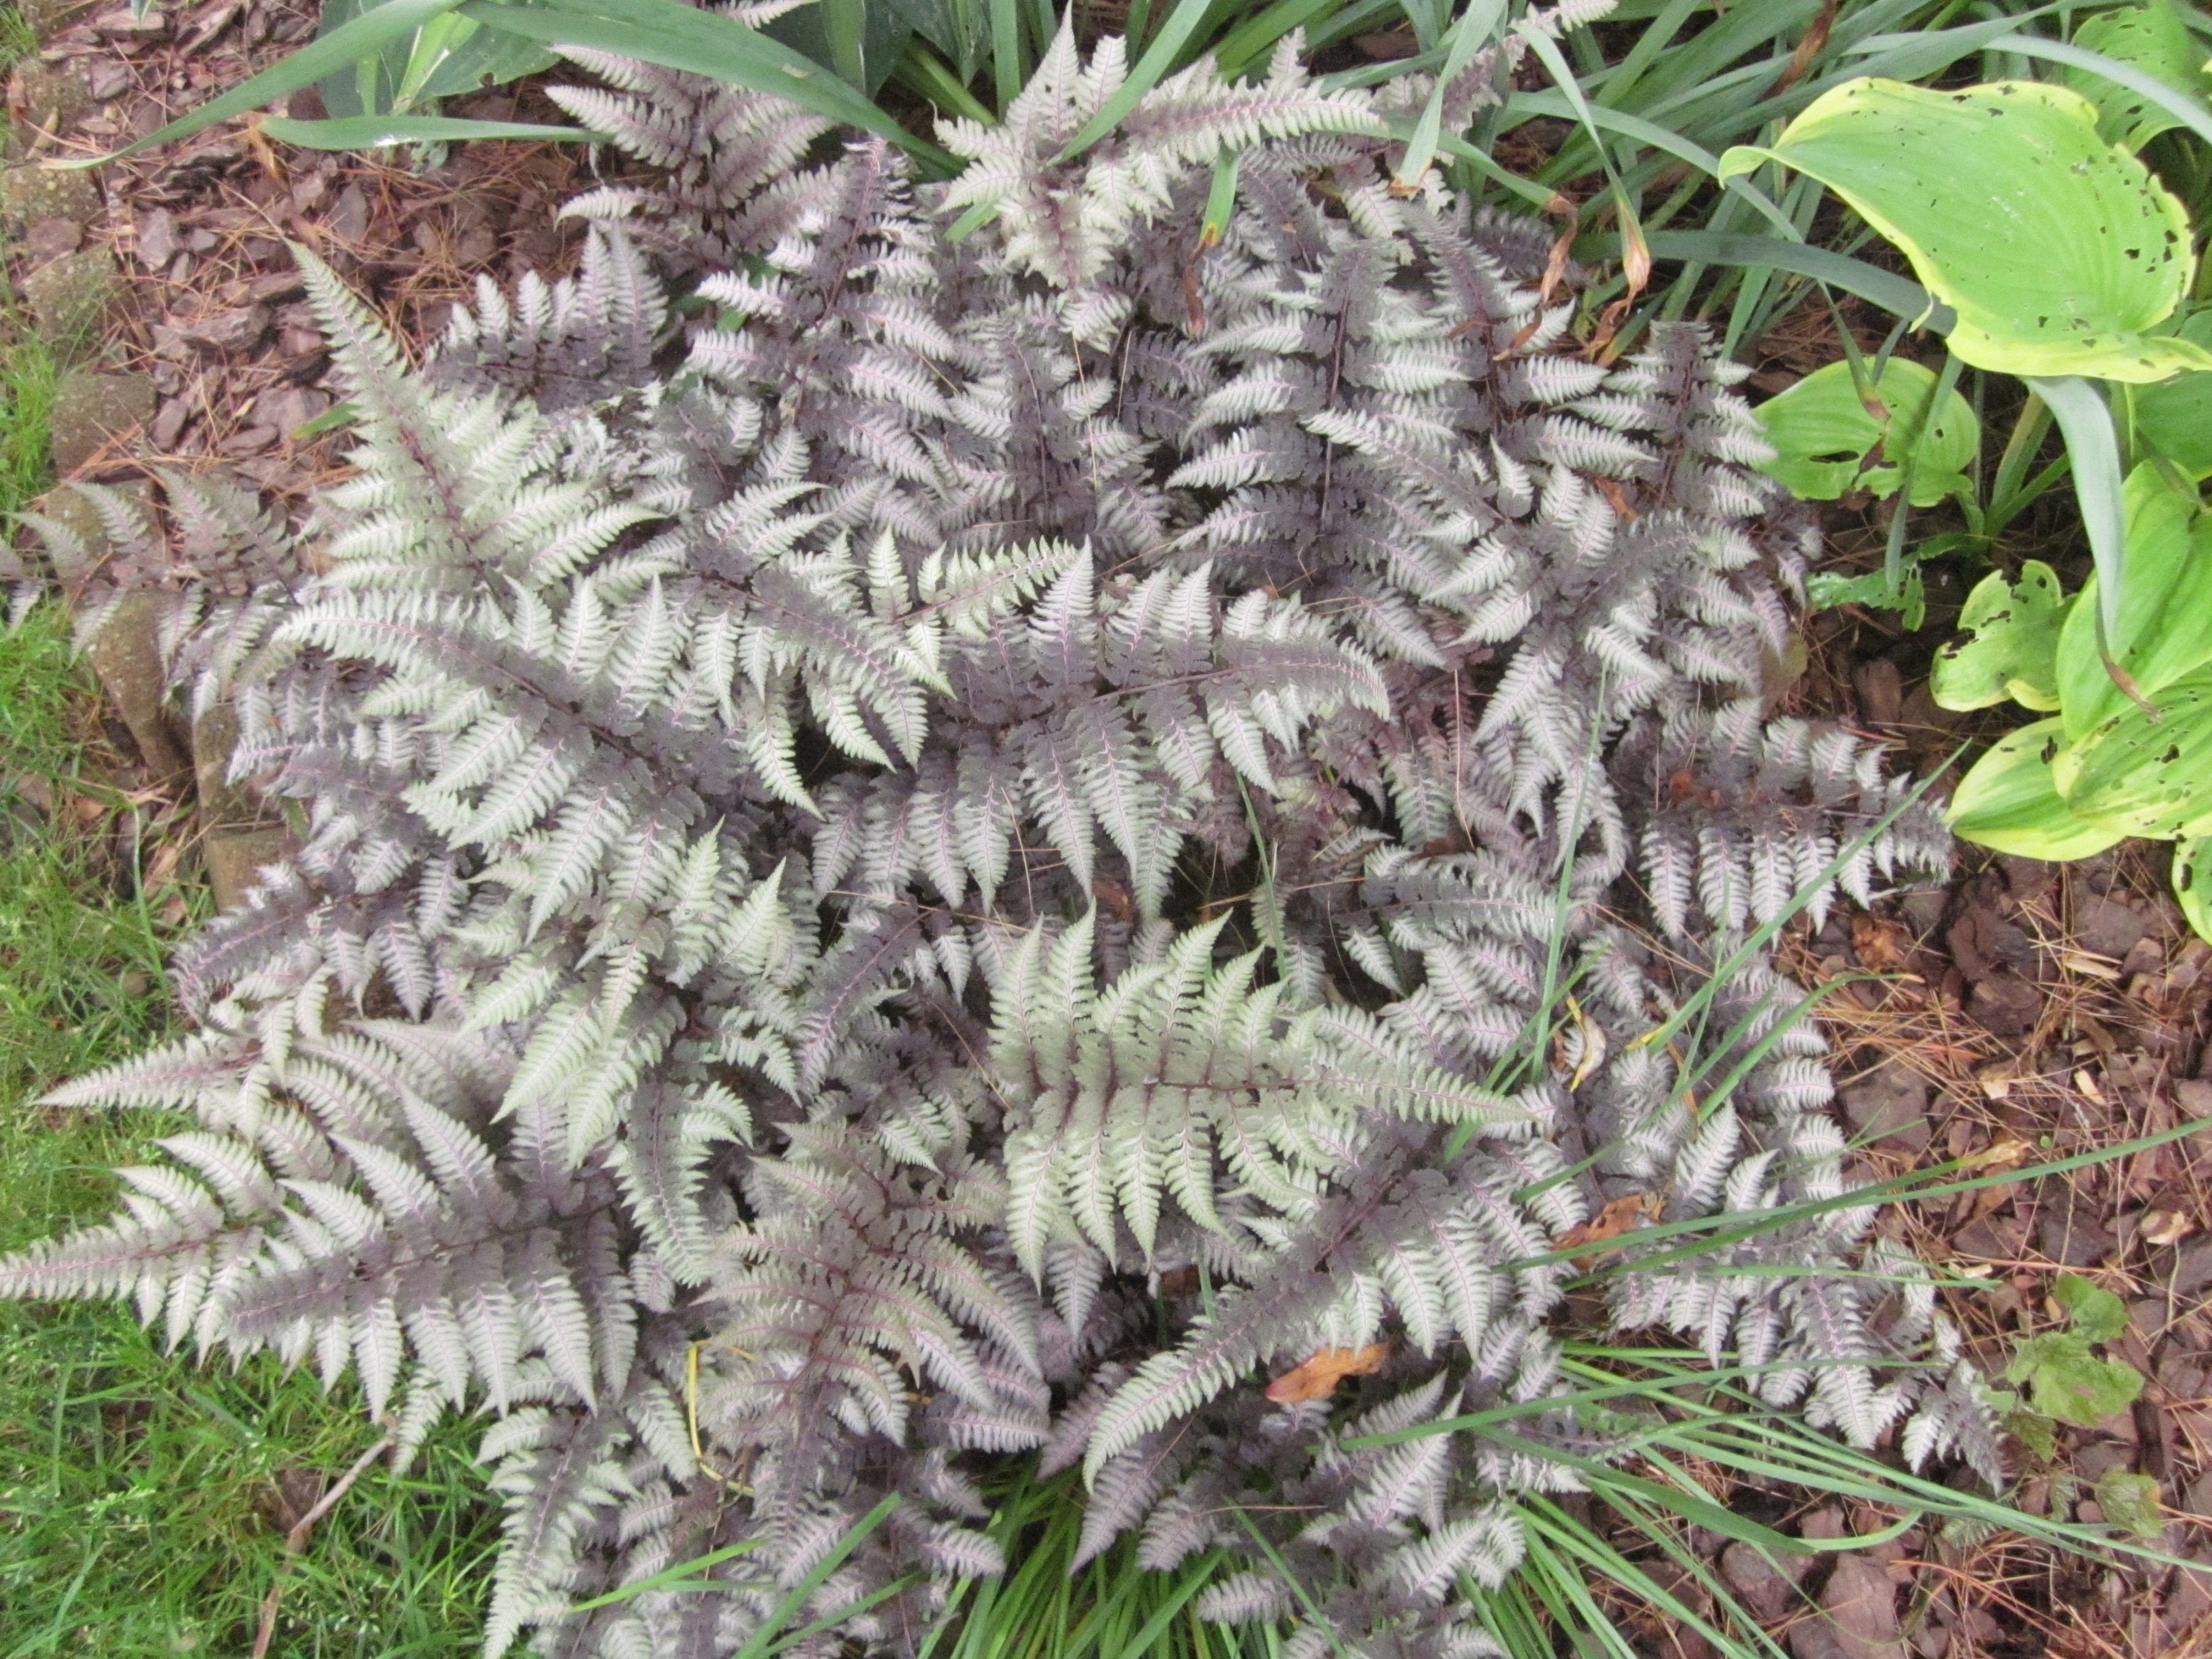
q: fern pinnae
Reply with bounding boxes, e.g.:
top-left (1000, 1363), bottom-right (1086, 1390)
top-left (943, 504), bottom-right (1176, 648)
top-left (0, 25), bottom-right (1988, 1652)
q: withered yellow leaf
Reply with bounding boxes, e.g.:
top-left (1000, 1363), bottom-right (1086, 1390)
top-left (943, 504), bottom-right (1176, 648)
top-left (1265, 1343), bottom-right (1388, 1405)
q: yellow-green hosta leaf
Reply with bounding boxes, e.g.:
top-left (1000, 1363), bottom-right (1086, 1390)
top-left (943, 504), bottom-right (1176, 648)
top-left (2176, 837), bottom-right (2212, 941)
top-left (1930, 561), bottom-right (2071, 712)
top-left (1948, 718), bottom-right (2128, 858)
top-left (2067, 0), bottom-right (2210, 151)
top-left (2052, 670), bottom-right (2212, 836)
top-left (2055, 463), bottom-right (2212, 741)
top-left (1718, 79), bottom-right (2212, 383)
top-left (2132, 310), bottom-right (2212, 477)
top-left (1754, 359), bottom-right (1978, 506)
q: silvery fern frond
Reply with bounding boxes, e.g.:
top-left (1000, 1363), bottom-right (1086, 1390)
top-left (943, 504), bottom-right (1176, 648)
top-left (0, 23), bottom-right (1970, 1658)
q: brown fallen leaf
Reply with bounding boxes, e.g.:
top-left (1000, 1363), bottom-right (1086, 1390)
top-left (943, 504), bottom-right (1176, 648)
top-left (1849, 912), bottom-right (1914, 974)
top-left (1555, 1192), bottom-right (1662, 1266)
top-left (1155, 1265), bottom-right (1200, 1298)
top-left (1266, 1343), bottom-right (1388, 1405)
top-left (2142, 1209), bottom-right (2195, 1247)
top-left (1957, 1131), bottom-right (2032, 1174)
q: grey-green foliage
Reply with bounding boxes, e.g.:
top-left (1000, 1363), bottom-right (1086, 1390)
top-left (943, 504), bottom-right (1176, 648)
top-left (4, 17), bottom-right (1993, 1657)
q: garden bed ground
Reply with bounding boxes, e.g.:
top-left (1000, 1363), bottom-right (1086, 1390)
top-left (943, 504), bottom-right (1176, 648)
top-left (5, 0), bottom-right (2212, 1653)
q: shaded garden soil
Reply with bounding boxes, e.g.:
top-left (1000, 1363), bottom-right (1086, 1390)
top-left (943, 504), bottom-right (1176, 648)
top-left (7, 1), bottom-right (2212, 1655)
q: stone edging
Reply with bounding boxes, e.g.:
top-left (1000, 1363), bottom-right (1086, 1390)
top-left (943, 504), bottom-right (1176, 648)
top-left (6, 2), bottom-right (286, 911)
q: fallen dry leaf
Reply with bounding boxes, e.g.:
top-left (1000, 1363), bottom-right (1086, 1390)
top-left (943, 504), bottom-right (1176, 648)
top-left (1850, 912), bottom-right (1915, 973)
top-left (1975, 1061), bottom-right (2020, 1101)
top-left (1555, 1193), bottom-right (1662, 1265)
top-left (1265, 1343), bottom-right (1389, 1404)
top-left (2143, 1209), bottom-right (2195, 1247)
top-left (143, 839), bottom-right (182, 890)
top-left (1957, 1131), bottom-right (2032, 1174)
top-left (2060, 948), bottom-right (2124, 982)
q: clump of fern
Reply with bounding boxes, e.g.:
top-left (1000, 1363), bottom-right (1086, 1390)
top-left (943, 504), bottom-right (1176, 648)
top-left (3, 18), bottom-right (1995, 1658)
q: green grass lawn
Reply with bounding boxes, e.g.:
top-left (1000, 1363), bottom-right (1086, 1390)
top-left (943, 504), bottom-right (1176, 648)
top-left (0, 608), bottom-right (500, 1657)
top-left (0, 81), bottom-right (495, 1630)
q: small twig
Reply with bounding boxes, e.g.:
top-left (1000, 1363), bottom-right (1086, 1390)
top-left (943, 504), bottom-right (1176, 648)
top-left (250, 1435), bottom-right (393, 1659)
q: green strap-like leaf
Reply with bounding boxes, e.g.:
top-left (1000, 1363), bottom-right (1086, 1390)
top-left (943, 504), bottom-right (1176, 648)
top-left (1637, 231), bottom-right (1940, 326)
top-left (2033, 375), bottom-right (2131, 652)
top-left (458, 0), bottom-right (960, 171)
top-left (260, 114), bottom-right (602, 148)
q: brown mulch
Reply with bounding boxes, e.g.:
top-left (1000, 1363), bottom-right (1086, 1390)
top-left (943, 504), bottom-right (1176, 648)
top-left (6, 0), bottom-right (590, 508)
top-left (9, 4), bottom-right (2212, 1657)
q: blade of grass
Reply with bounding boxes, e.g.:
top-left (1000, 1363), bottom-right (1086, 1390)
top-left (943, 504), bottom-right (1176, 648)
top-left (895, 36), bottom-right (998, 124)
top-left (1055, 0), bottom-right (1257, 161)
top-left (729, 1492), bottom-right (902, 1659)
top-left (991, 0), bottom-right (1024, 111)
top-left (564, 1539), bottom-right (765, 1613)
top-left (259, 113), bottom-right (601, 146)
top-left (1393, 0), bottom-right (1507, 189)
top-left (1212, 0), bottom-right (1343, 80)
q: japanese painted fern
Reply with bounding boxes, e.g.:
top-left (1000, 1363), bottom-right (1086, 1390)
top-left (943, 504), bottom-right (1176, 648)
top-left (6, 20), bottom-right (1996, 1658)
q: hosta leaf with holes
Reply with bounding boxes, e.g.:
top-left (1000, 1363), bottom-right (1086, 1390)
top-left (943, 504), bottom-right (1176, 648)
top-left (2065, 0), bottom-right (2210, 151)
top-left (1947, 719), bottom-right (2128, 858)
top-left (1719, 79), bottom-right (2212, 382)
top-left (2174, 837), bottom-right (2212, 941)
top-left (1754, 358), bottom-right (1977, 506)
top-left (2052, 670), bottom-right (2212, 836)
top-left (1930, 561), bottom-right (2071, 712)
top-left (2053, 463), bottom-right (2212, 742)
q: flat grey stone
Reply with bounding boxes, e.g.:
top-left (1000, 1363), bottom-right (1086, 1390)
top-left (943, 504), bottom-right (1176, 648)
top-left (23, 245), bottom-right (122, 358)
top-left (205, 828), bottom-right (289, 914)
top-left (4, 60), bottom-right (93, 142)
top-left (2076, 891), bottom-right (2152, 960)
top-left (85, 587), bottom-right (187, 777)
top-left (2036, 1176), bottom-right (2118, 1268)
top-left (191, 700), bottom-right (262, 833)
top-left (1, 161), bottom-right (99, 227)
top-left (48, 368), bottom-right (152, 475)
top-left (2151, 1239), bottom-right (2212, 1296)
top-left (1809, 1555), bottom-right (1906, 1659)
top-left (19, 0), bottom-right (99, 36)
top-left (18, 477), bottom-right (150, 586)
top-left (1720, 1541), bottom-right (1808, 1624)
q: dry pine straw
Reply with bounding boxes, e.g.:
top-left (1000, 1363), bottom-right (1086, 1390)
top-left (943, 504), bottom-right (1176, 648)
top-left (12, 0), bottom-right (593, 505)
